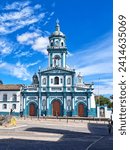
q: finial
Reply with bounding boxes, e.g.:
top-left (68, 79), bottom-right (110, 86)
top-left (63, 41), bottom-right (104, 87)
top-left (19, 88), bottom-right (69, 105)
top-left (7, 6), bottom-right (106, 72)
top-left (56, 19), bottom-right (60, 31)
top-left (56, 18), bottom-right (59, 24)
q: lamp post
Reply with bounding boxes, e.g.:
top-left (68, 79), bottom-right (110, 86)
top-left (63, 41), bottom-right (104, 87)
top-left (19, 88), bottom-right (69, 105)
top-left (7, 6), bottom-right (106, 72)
top-left (98, 77), bottom-right (100, 106)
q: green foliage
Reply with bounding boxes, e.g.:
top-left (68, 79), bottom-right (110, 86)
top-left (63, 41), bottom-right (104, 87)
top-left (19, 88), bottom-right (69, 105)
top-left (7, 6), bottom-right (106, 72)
top-left (96, 95), bottom-right (113, 108)
top-left (0, 80), bottom-right (3, 84)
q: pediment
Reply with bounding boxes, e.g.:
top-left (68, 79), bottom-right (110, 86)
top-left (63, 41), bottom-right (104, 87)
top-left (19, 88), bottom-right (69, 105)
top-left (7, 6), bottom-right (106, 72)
top-left (41, 67), bottom-right (75, 75)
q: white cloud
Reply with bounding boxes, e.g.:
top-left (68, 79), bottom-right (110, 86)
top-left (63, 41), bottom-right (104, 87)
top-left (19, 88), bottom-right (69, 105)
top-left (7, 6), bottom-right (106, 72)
top-left (4, 1), bottom-right (30, 11)
top-left (76, 62), bottom-right (112, 76)
top-left (0, 39), bottom-right (13, 56)
top-left (26, 60), bottom-right (41, 68)
top-left (17, 31), bottom-right (49, 55)
top-left (43, 21), bottom-right (49, 25)
top-left (32, 37), bottom-right (49, 55)
top-left (0, 1), bottom-right (46, 35)
top-left (14, 51), bottom-right (33, 58)
top-left (17, 32), bottom-right (39, 44)
top-left (0, 60), bottom-right (41, 81)
top-left (94, 84), bottom-right (113, 95)
top-left (34, 4), bottom-right (41, 9)
top-left (50, 12), bottom-right (55, 16)
top-left (68, 32), bottom-right (113, 95)
top-left (68, 33), bottom-right (113, 75)
top-left (0, 61), bottom-right (31, 81)
top-left (93, 78), bottom-right (113, 95)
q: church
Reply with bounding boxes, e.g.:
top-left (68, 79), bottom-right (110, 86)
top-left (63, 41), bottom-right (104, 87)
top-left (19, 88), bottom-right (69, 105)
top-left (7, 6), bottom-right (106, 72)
top-left (21, 21), bottom-right (96, 117)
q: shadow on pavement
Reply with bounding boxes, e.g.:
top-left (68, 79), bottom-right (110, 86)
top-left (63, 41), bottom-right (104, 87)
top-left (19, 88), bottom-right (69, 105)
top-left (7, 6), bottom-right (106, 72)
top-left (87, 123), bottom-right (112, 136)
top-left (0, 123), bottom-right (113, 150)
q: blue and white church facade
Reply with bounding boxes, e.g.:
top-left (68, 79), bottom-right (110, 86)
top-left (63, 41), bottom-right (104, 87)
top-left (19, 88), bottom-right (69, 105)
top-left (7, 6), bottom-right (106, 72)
top-left (21, 21), bottom-right (96, 117)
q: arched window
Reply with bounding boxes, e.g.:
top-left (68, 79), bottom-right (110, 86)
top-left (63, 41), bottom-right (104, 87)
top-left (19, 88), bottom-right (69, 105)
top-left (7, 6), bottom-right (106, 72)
top-left (51, 42), bottom-right (53, 46)
top-left (12, 94), bottom-right (17, 101)
top-left (67, 78), bottom-right (71, 85)
top-left (3, 94), bottom-right (7, 101)
top-left (61, 42), bottom-right (64, 46)
top-left (54, 55), bottom-right (60, 67)
top-left (50, 40), bottom-right (53, 46)
top-left (12, 104), bottom-right (16, 109)
top-left (54, 77), bottom-right (59, 84)
top-left (3, 104), bottom-right (7, 109)
top-left (43, 78), bottom-right (46, 85)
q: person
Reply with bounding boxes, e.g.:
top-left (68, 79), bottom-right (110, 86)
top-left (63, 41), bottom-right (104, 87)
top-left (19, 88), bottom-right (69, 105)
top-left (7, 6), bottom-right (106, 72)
top-left (108, 123), bottom-right (111, 134)
top-left (20, 111), bottom-right (23, 117)
top-left (108, 120), bottom-right (112, 134)
top-left (10, 109), bottom-right (13, 115)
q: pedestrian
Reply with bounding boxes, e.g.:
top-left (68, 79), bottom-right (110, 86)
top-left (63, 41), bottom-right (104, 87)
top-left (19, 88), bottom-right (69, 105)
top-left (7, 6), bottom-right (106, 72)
top-left (108, 122), bottom-right (112, 134)
top-left (10, 109), bottom-right (13, 115)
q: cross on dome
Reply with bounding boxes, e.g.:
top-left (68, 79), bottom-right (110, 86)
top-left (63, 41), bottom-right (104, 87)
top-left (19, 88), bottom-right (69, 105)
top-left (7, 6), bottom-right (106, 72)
top-left (56, 19), bottom-right (60, 31)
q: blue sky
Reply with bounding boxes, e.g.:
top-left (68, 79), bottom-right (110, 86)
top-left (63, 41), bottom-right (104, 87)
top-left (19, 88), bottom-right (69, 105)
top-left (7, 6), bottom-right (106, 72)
top-left (0, 0), bottom-right (113, 96)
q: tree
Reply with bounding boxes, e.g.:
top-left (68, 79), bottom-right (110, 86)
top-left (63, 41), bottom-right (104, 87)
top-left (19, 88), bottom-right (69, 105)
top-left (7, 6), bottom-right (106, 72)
top-left (96, 95), bottom-right (113, 108)
top-left (0, 80), bottom-right (3, 84)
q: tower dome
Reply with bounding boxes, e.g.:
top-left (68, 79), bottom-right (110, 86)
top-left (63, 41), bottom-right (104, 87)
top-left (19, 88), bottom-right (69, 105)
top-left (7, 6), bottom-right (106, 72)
top-left (48, 19), bottom-right (66, 48)
top-left (51, 19), bottom-right (65, 37)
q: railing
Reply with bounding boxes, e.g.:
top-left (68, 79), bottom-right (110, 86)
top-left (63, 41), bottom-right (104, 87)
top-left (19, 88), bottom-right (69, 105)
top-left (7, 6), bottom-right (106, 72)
top-left (24, 85), bottom-right (38, 91)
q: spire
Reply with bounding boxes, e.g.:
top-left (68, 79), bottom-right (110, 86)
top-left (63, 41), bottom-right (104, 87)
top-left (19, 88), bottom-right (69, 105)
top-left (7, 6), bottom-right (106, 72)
top-left (56, 19), bottom-right (60, 31)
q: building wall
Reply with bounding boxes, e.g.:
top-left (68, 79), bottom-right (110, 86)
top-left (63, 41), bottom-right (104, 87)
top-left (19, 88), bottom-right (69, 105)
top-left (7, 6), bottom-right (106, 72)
top-left (0, 91), bottom-right (21, 116)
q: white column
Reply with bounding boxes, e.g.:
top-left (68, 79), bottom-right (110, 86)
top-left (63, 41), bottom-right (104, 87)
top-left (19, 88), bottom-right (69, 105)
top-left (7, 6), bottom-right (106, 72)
top-left (72, 97), bottom-right (74, 110)
top-left (63, 53), bottom-right (66, 67)
top-left (88, 97), bottom-right (91, 110)
top-left (47, 97), bottom-right (49, 110)
top-left (97, 105), bottom-right (100, 118)
top-left (48, 53), bottom-right (50, 67)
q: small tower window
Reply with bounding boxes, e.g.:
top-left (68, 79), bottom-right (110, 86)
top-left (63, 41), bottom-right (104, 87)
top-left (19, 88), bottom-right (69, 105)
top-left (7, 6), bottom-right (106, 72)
top-left (3, 94), bottom-right (7, 101)
top-left (67, 78), bottom-right (71, 85)
top-left (43, 78), bottom-right (46, 85)
top-left (54, 77), bottom-right (59, 84)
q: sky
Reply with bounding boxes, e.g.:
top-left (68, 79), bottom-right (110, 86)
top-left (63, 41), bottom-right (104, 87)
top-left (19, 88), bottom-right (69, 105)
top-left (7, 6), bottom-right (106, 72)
top-left (0, 0), bottom-right (113, 97)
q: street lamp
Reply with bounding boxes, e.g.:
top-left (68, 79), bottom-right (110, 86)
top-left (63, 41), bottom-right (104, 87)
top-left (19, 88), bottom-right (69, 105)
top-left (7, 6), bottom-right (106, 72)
top-left (98, 77), bottom-right (100, 106)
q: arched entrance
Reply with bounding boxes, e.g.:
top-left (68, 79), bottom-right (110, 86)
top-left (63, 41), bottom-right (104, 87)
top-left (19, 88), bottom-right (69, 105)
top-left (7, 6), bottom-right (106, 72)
top-left (29, 103), bottom-right (37, 116)
top-left (52, 100), bottom-right (60, 116)
top-left (78, 103), bottom-right (85, 117)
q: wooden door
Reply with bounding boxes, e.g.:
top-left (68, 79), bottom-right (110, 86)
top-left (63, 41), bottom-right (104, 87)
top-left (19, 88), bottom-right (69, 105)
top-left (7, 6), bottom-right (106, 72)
top-left (30, 103), bottom-right (35, 116)
top-left (78, 104), bottom-right (84, 117)
top-left (52, 100), bottom-right (60, 116)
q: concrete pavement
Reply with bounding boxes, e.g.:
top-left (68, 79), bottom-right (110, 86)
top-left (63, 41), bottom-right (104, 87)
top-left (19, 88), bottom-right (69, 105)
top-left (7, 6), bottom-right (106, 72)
top-left (0, 118), bottom-right (113, 150)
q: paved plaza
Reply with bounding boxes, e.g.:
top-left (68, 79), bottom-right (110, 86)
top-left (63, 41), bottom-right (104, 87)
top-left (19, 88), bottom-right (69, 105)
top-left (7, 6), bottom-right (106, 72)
top-left (0, 118), bottom-right (113, 150)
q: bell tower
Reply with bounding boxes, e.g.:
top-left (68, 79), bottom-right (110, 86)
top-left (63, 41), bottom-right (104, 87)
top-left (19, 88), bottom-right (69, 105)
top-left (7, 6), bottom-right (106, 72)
top-left (47, 20), bottom-right (67, 68)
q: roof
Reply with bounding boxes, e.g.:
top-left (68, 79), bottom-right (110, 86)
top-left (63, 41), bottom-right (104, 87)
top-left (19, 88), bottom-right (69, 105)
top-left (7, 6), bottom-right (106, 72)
top-left (0, 84), bottom-right (22, 91)
top-left (40, 66), bottom-right (75, 74)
